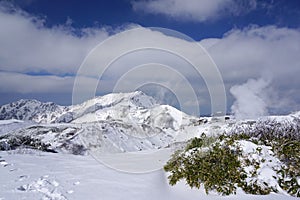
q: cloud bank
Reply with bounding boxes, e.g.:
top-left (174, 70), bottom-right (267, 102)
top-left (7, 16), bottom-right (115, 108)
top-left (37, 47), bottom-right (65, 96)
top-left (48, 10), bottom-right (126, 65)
top-left (0, 2), bottom-right (111, 75)
top-left (0, 2), bottom-right (300, 116)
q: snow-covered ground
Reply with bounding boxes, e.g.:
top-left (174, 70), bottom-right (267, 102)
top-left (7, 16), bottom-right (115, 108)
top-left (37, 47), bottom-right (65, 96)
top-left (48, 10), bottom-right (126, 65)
top-left (0, 150), bottom-right (298, 200)
top-left (0, 120), bottom-right (33, 136)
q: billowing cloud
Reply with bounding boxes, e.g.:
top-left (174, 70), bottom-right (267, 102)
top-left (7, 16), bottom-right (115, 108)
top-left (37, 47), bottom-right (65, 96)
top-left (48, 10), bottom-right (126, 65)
top-left (230, 78), bottom-right (270, 119)
top-left (230, 77), bottom-right (293, 119)
top-left (132, 0), bottom-right (257, 22)
top-left (202, 25), bottom-right (300, 82)
top-left (0, 2), bottom-right (111, 75)
top-left (202, 25), bottom-right (300, 114)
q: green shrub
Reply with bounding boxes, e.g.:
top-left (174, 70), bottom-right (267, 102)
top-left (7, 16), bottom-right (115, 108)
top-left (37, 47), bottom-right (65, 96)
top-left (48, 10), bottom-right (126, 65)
top-left (164, 137), bottom-right (246, 195)
top-left (274, 140), bottom-right (300, 197)
top-left (241, 180), bottom-right (272, 195)
top-left (227, 118), bottom-right (300, 197)
top-left (164, 134), bottom-right (300, 196)
top-left (165, 118), bottom-right (300, 196)
top-left (185, 133), bottom-right (217, 151)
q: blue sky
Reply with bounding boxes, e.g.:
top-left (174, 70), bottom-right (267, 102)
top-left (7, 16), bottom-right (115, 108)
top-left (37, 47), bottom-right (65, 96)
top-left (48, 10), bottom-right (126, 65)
top-left (0, 0), bottom-right (300, 117)
top-left (11, 0), bottom-right (300, 40)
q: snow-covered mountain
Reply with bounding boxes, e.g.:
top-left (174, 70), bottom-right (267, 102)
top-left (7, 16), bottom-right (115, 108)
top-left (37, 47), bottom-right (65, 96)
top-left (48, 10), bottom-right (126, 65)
top-left (1, 91), bottom-right (156, 123)
top-left (0, 99), bottom-right (68, 123)
top-left (2, 92), bottom-right (299, 155)
top-left (0, 92), bottom-right (204, 154)
top-left (57, 91), bottom-right (159, 123)
top-left (0, 91), bottom-right (196, 128)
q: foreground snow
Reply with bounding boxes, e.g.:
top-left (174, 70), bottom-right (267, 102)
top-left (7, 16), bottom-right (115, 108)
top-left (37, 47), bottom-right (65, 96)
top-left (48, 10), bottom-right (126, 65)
top-left (0, 150), bottom-right (298, 200)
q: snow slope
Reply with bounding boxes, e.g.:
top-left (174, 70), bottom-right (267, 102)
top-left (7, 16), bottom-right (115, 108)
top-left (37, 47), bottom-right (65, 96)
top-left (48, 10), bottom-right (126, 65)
top-left (0, 92), bottom-right (199, 129)
top-left (0, 120), bottom-right (33, 136)
top-left (0, 91), bottom-right (158, 124)
top-left (0, 92), bottom-right (204, 155)
top-left (0, 99), bottom-right (68, 123)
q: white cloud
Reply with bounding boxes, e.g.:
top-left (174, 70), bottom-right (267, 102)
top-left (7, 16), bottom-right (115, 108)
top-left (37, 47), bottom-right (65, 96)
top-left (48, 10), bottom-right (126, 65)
top-left (202, 25), bottom-right (300, 113)
top-left (132, 0), bottom-right (257, 22)
top-left (0, 3), bottom-right (111, 75)
top-left (230, 78), bottom-right (270, 119)
top-left (0, 72), bottom-right (74, 93)
top-left (0, 2), bottom-right (299, 115)
top-left (203, 25), bottom-right (300, 83)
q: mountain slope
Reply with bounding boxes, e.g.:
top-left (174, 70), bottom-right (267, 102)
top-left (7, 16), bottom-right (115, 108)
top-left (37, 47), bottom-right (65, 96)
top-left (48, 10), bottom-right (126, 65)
top-left (0, 91), bottom-right (159, 124)
top-left (0, 91), bottom-right (199, 129)
top-left (0, 92), bottom-right (204, 154)
top-left (0, 99), bottom-right (68, 123)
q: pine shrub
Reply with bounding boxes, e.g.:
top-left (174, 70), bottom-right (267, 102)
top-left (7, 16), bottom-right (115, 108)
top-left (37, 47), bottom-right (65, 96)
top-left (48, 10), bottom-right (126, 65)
top-left (164, 137), bottom-right (246, 195)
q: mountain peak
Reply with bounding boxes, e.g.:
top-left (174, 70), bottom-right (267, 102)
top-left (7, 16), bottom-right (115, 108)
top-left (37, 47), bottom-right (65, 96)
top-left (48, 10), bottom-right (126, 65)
top-left (0, 91), bottom-right (159, 123)
top-left (128, 91), bottom-right (157, 108)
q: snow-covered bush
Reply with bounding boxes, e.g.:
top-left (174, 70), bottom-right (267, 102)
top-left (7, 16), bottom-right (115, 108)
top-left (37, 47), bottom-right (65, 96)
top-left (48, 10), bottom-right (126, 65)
top-left (164, 126), bottom-right (300, 197)
top-left (164, 135), bottom-right (247, 195)
top-left (60, 143), bottom-right (87, 155)
top-left (275, 140), bottom-right (300, 197)
top-left (0, 135), bottom-right (56, 153)
top-left (228, 118), bottom-right (300, 142)
top-left (227, 118), bottom-right (300, 197)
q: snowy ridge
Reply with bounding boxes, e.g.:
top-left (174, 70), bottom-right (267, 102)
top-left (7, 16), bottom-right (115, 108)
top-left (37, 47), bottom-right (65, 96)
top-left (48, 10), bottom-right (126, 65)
top-left (0, 91), bottom-right (160, 124)
top-left (60, 91), bottom-right (158, 123)
top-left (0, 119), bottom-right (33, 136)
top-left (0, 92), bottom-right (203, 154)
top-left (0, 99), bottom-right (68, 123)
top-left (0, 121), bottom-right (175, 154)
